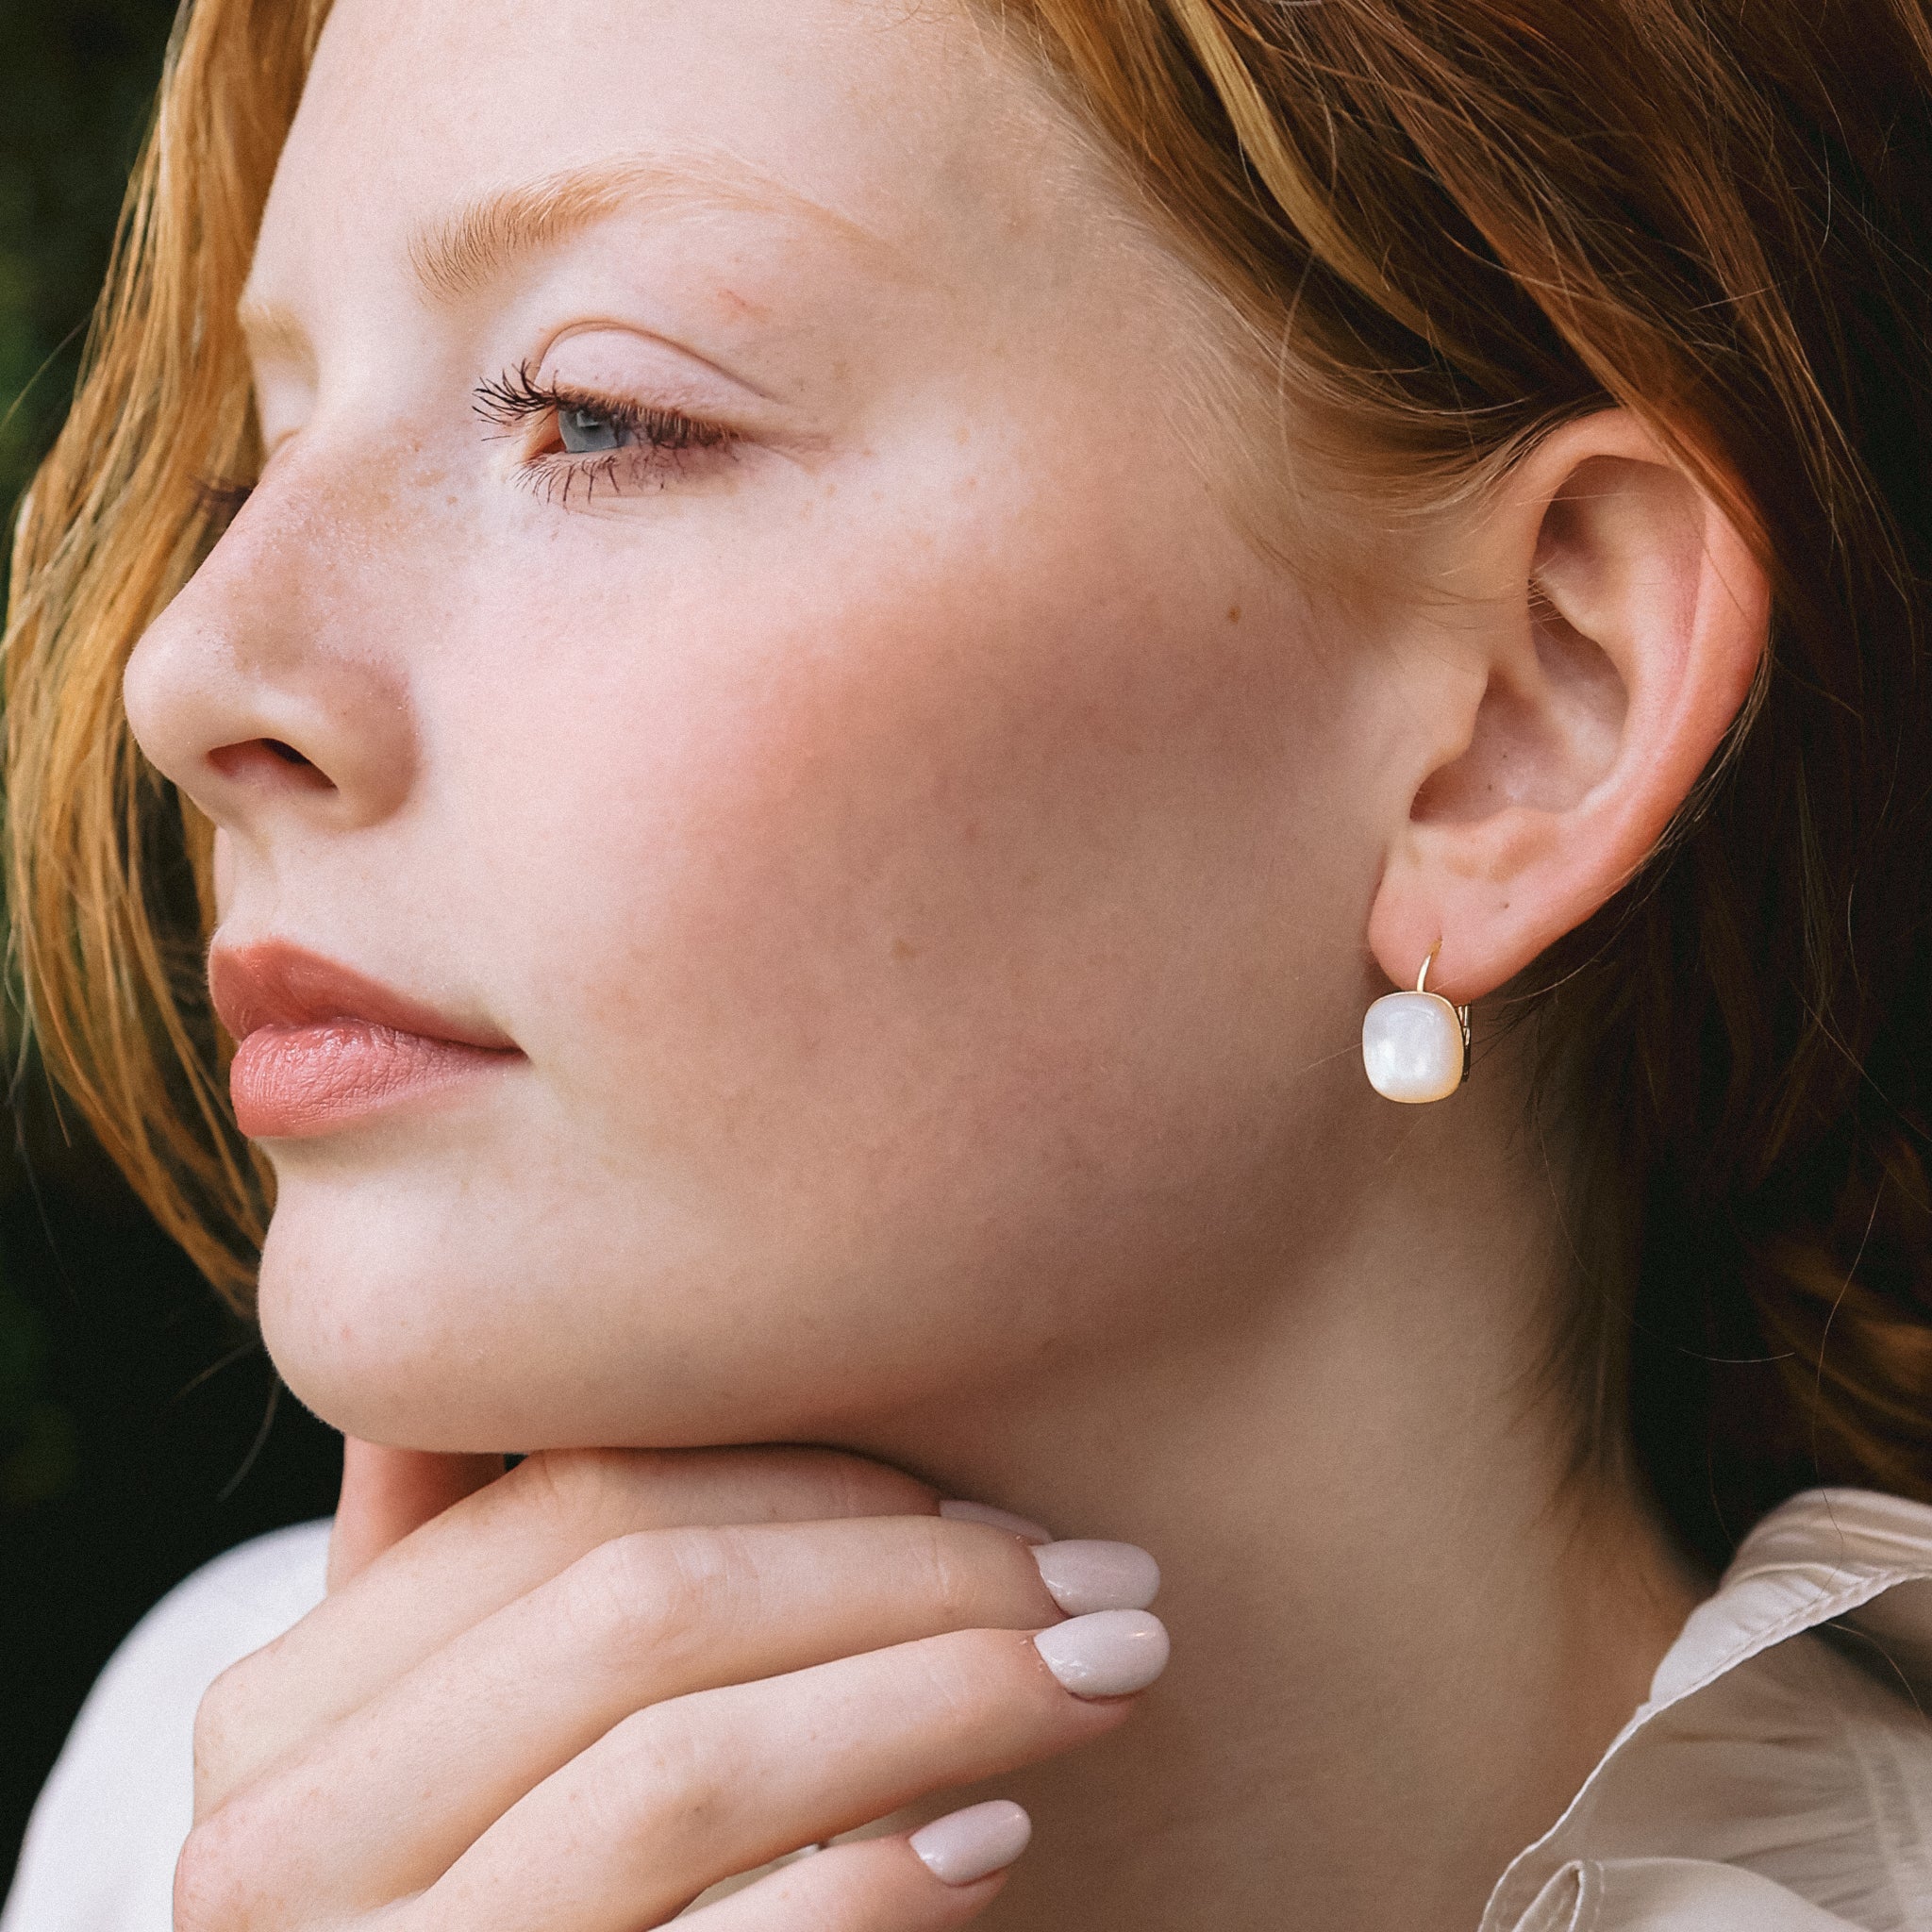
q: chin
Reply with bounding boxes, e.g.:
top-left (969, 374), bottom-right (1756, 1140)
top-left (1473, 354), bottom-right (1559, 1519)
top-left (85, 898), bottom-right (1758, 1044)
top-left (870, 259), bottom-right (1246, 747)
top-left (250, 1148), bottom-right (598, 1446)
top-left (254, 1189), bottom-right (525, 1450)
top-left (249, 1162), bottom-right (875, 1457)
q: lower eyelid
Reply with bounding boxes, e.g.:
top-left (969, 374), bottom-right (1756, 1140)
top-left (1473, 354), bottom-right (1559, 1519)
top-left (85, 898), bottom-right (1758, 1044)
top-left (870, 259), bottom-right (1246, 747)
top-left (515, 440), bottom-right (737, 506)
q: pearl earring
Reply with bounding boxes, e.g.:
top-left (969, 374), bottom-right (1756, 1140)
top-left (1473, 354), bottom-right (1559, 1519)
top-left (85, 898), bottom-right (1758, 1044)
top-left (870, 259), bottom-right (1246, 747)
top-left (1361, 945), bottom-right (1471, 1104)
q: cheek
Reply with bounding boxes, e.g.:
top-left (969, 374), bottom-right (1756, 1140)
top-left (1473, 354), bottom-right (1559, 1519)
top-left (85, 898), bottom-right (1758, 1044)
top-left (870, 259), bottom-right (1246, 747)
top-left (253, 491), bottom-right (1388, 1448)
top-left (444, 491), bottom-right (1373, 1227)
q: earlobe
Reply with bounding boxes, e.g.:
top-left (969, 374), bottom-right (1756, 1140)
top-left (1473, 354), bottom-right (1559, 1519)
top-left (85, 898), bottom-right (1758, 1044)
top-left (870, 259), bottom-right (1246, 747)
top-left (1367, 411), bottom-right (1769, 1006)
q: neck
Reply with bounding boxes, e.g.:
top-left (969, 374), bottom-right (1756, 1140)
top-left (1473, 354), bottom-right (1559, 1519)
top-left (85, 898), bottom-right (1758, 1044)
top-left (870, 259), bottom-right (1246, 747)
top-left (852, 1053), bottom-right (1704, 1931)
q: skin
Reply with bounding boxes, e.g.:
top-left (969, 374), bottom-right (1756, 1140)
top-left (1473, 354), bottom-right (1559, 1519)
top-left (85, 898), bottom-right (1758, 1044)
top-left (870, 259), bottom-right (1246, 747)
top-left (121, 0), bottom-right (1771, 1925)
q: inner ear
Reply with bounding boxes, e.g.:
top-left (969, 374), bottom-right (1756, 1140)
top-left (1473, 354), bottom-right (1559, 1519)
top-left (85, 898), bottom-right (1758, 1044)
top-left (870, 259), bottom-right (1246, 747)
top-left (1411, 493), bottom-right (1632, 827)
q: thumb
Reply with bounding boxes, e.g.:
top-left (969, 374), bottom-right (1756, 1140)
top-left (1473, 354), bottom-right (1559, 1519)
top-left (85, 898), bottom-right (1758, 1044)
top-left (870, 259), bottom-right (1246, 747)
top-left (326, 1438), bottom-right (506, 1591)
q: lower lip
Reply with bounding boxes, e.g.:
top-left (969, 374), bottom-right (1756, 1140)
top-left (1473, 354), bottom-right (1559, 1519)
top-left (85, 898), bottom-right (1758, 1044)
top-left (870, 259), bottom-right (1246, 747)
top-left (230, 1023), bottom-right (518, 1140)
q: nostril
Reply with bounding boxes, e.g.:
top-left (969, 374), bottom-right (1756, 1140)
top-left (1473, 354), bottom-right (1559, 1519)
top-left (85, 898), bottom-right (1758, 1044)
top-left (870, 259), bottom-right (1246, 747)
top-left (208, 738), bottom-right (337, 791)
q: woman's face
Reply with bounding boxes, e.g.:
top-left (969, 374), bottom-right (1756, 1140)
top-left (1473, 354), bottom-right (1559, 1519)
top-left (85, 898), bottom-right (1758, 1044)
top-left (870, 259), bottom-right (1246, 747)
top-left (125, 0), bottom-right (1404, 1452)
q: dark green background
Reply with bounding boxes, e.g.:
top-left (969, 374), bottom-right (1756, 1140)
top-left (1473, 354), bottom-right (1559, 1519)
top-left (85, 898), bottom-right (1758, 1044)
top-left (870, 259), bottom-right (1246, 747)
top-left (1, 0), bottom-right (341, 1890)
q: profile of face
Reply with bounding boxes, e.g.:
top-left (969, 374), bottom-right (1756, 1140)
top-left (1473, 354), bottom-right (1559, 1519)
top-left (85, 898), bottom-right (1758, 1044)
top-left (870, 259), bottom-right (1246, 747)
top-left (123, 0), bottom-right (1745, 1460)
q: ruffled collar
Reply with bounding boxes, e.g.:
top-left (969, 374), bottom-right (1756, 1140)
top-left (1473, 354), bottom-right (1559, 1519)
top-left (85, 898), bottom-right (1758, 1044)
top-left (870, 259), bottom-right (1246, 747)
top-left (1482, 1489), bottom-right (1932, 1931)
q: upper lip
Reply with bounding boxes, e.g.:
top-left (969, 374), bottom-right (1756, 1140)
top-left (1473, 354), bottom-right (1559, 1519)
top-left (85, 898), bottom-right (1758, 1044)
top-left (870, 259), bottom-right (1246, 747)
top-left (208, 939), bottom-right (520, 1053)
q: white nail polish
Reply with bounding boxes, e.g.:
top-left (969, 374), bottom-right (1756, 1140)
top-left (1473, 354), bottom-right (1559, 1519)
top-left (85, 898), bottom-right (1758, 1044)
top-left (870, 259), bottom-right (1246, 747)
top-left (1033, 1607), bottom-right (1170, 1697)
top-left (1032, 1539), bottom-right (1160, 1614)
top-left (910, 1800), bottom-right (1032, 1885)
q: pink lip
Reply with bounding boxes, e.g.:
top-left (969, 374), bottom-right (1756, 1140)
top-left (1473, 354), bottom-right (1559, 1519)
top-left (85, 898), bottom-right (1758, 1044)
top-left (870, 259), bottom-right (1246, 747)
top-left (211, 941), bottom-right (522, 1141)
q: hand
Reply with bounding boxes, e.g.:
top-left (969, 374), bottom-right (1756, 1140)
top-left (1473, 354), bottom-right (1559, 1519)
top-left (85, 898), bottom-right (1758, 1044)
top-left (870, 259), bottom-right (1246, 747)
top-left (175, 1443), bottom-right (1167, 1930)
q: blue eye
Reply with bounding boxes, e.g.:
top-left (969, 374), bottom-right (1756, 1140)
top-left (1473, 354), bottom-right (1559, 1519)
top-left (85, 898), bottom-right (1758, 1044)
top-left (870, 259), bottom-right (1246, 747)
top-left (474, 363), bottom-right (737, 506)
top-left (558, 405), bottom-right (624, 453)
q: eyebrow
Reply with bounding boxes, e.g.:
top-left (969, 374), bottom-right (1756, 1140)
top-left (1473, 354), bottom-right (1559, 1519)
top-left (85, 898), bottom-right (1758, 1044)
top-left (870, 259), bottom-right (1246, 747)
top-left (235, 151), bottom-right (905, 362)
top-left (407, 151), bottom-right (895, 305)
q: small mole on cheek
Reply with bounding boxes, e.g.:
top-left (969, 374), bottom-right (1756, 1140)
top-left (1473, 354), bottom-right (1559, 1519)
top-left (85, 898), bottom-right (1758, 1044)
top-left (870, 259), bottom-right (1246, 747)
top-left (1227, 604), bottom-right (1242, 624)
top-left (891, 937), bottom-right (922, 962)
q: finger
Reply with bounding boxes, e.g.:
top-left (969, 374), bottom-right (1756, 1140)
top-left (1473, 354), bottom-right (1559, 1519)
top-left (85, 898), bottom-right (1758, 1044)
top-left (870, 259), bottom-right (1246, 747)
top-left (417, 1613), bottom-right (1168, 1932)
top-left (326, 1441), bottom-right (507, 1591)
top-left (204, 1447), bottom-right (943, 1794)
top-left (675, 1806), bottom-right (1033, 1931)
top-left (210, 1516), bottom-right (1092, 1897)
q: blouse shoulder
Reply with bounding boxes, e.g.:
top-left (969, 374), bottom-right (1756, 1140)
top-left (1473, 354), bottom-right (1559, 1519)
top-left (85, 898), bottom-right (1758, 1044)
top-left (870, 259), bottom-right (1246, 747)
top-left (2, 1521), bottom-right (330, 1932)
top-left (1485, 1488), bottom-right (1932, 1932)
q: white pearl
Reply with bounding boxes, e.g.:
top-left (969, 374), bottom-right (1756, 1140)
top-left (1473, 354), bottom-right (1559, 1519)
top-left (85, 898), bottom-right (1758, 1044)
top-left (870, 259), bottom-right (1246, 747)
top-left (1361, 991), bottom-right (1465, 1103)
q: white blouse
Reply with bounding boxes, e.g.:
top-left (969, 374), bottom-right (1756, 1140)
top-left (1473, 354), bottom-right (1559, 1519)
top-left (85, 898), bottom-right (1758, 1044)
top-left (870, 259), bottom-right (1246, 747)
top-left (6, 1488), bottom-right (1931, 1930)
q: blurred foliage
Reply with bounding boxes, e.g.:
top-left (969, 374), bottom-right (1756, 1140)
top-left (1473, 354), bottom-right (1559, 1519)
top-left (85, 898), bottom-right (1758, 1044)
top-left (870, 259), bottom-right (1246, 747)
top-left (0, 0), bottom-right (182, 1505)
top-left (0, 1291), bottom-right (77, 1511)
top-left (0, 0), bottom-right (180, 535)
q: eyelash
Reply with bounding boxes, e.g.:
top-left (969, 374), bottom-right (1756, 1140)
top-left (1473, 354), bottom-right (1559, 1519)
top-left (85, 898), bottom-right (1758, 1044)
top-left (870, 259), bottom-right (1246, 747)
top-left (473, 362), bottom-right (736, 504)
top-left (192, 368), bottom-right (729, 531)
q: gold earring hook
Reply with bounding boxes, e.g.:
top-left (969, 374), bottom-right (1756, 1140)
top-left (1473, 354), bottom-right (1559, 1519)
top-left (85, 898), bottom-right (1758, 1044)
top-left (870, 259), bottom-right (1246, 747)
top-left (1416, 942), bottom-right (1472, 1084)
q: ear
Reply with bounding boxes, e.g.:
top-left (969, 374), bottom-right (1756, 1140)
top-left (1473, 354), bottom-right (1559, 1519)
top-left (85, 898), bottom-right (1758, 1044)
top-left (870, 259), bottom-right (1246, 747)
top-left (1367, 410), bottom-right (1768, 1002)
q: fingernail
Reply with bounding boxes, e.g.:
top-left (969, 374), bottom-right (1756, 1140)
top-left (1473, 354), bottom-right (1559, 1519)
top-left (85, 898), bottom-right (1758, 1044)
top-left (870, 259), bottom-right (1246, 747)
top-left (940, 1499), bottom-right (1053, 1543)
top-left (910, 1799), bottom-right (1032, 1885)
top-left (1032, 1539), bottom-right (1160, 1615)
top-left (1033, 1607), bottom-right (1170, 1697)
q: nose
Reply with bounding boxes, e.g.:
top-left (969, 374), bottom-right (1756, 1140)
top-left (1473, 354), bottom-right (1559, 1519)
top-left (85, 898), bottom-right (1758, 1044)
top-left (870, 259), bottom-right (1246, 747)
top-left (124, 463), bottom-right (418, 836)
